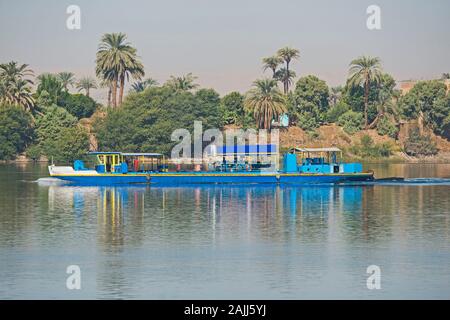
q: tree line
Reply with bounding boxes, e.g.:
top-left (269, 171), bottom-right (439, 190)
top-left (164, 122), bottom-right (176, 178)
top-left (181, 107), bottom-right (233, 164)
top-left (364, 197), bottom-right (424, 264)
top-left (1, 32), bottom-right (449, 162)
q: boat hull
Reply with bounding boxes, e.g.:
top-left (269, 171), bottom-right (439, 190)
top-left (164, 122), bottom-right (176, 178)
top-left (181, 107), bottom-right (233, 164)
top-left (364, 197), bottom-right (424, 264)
top-left (51, 171), bottom-right (374, 185)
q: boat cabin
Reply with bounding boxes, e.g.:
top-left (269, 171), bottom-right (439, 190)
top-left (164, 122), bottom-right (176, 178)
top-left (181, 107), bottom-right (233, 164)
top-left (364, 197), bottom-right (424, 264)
top-left (285, 147), bottom-right (363, 174)
top-left (207, 144), bottom-right (279, 172)
top-left (81, 152), bottom-right (166, 174)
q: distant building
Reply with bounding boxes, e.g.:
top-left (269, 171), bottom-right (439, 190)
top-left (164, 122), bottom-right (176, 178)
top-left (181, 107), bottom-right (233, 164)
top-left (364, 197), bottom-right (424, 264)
top-left (399, 79), bottom-right (450, 95)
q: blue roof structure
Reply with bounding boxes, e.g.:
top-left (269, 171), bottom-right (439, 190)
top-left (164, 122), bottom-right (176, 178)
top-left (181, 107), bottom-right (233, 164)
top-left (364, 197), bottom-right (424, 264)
top-left (217, 144), bottom-right (278, 155)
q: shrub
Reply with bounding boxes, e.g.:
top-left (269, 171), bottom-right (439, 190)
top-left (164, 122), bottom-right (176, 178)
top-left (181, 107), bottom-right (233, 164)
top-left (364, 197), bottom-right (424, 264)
top-left (58, 92), bottom-right (97, 119)
top-left (326, 101), bottom-right (349, 123)
top-left (26, 145), bottom-right (42, 161)
top-left (404, 128), bottom-right (438, 156)
top-left (337, 110), bottom-right (363, 134)
top-left (349, 134), bottom-right (393, 158)
top-left (376, 116), bottom-right (399, 138)
top-left (0, 104), bottom-right (34, 160)
top-left (297, 111), bottom-right (319, 131)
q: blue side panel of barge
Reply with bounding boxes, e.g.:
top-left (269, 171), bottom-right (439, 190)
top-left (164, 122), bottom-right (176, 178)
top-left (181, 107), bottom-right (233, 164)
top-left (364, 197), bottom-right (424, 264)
top-left (149, 173), bottom-right (277, 185)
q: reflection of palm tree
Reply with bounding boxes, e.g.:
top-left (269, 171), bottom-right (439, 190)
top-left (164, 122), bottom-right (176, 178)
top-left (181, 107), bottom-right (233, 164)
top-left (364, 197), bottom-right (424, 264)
top-left (76, 76), bottom-right (97, 97)
top-left (57, 72), bottom-right (76, 91)
top-left (348, 56), bottom-right (382, 128)
top-left (244, 79), bottom-right (287, 130)
top-left (165, 73), bottom-right (198, 92)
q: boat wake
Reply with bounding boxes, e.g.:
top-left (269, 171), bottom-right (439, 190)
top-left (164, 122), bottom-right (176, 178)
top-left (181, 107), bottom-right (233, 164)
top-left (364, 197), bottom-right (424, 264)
top-left (346, 177), bottom-right (450, 186)
top-left (35, 177), bottom-right (68, 185)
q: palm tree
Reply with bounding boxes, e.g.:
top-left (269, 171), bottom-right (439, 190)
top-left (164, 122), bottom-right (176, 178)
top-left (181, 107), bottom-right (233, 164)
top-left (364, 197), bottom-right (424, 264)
top-left (96, 33), bottom-right (144, 107)
top-left (441, 73), bottom-right (450, 80)
top-left (262, 56), bottom-right (283, 77)
top-left (0, 62), bottom-right (35, 111)
top-left (57, 72), bottom-right (76, 91)
top-left (348, 56), bottom-right (383, 128)
top-left (274, 68), bottom-right (296, 94)
top-left (276, 47), bottom-right (300, 93)
top-left (76, 77), bottom-right (97, 97)
top-left (329, 86), bottom-right (342, 106)
top-left (244, 79), bottom-right (287, 130)
top-left (165, 73), bottom-right (199, 92)
top-left (131, 78), bottom-right (159, 92)
top-left (99, 79), bottom-right (113, 107)
top-left (36, 73), bottom-right (63, 103)
top-left (0, 62), bottom-right (34, 84)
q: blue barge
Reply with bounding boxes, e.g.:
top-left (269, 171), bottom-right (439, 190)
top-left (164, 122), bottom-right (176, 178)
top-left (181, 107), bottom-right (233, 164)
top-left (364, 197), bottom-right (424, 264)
top-left (48, 147), bottom-right (374, 185)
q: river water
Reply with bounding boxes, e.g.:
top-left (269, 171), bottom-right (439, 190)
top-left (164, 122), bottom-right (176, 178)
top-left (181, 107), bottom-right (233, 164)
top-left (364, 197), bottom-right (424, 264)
top-left (0, 163), bottom-right (449, 299)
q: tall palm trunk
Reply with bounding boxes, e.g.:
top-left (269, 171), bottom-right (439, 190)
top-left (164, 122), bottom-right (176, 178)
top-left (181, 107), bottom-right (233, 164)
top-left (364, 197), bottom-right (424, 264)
top-left (86, 88), bottom-right (90, 97)
top-left (107, 85), bottom-right (112, 107)
top-left (364, 77), bottom-right (369, 128)
top-left (285, 60), bottom-right (290, 94)
top-left (119, 74), bottom-right (125, 106)
top-left (111, 78), bottom-right (118, 108)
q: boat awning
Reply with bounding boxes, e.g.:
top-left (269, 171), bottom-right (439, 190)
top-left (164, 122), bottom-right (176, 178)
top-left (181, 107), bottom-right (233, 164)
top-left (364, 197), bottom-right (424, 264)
top-left (291, 147), bottom-right (342, 153)
top-left (217, 144), bottom-right (278, 155)
top-left (121, 153), bottom-right (163, 157)
top-left (87, 151), bottom-right (121, 155)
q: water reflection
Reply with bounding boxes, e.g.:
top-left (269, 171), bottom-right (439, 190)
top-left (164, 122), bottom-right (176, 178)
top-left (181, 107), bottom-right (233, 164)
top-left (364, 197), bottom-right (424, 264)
top-left (1, 162), bottom-right (450, 299)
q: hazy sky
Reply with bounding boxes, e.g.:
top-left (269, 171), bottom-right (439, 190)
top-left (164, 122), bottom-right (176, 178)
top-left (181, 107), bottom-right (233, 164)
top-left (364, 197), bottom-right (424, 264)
top-left (1, 0), bottom-right (449, 101)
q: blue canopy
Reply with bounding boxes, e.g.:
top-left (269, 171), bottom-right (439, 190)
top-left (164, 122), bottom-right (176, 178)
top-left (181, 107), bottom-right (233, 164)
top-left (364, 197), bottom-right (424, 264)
top-left (217, 144), bottom-right (277, 155)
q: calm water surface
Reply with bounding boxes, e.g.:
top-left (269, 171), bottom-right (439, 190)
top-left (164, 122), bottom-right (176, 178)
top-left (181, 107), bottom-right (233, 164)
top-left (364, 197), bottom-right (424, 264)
top-left (0, 163), bottom-right (449, 299)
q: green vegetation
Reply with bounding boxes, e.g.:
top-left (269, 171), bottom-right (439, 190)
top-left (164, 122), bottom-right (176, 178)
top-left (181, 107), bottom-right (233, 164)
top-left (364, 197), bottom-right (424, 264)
top-left (58, 92), bottom-right (97, 119)
top-left (95, 86), bottom-right (223, 155)
top-left (404, 128), bottom-right (438, 157)
top-left (337, 110), bottom-right (364, 134)
top-left (347, 56), bottom-right (383, 128)
top-left (29, 105), bottom-right (89, 162)
top-left (244, 79), bottom-right (286, 130)
top-left (0, 62), bottom-right (35, 112)
top-left (349, 135), bottom-right (393, 158)
top-left (0, 104), bottom-right (34, 160)
top-left (0, 38), bottom-right (449, 162)
top-left (76, 77), bottom-right (97, 97)
top-left (293, 75), bottom-right (329, 130)
top-left (399, 80), bottom-right (450, 136)
top-left (95, 33), bottom-right (144, 107)
top-left (376, 116), bottom-right (398, 138)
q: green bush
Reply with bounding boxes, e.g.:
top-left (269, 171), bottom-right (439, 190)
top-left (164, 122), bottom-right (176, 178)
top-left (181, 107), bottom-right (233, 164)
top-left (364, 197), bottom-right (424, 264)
top-left (26, 145), bottom-right (42, 161)
top-left (404, 128), bottom-right (438, 156)
top-left (54, 126), bottom-right (90, 163)
top-left (0, 104), bottom-right (34, 160)
top-left (326, 101), bottom-right (349, 123)
top-left (95, 86), bottom-right (223, 155)
top-left (376, 116), bottom-right (398, 138)
top-left (35, 105), bottom-right (78, 144)
top-left (297, 111), bottom-right (319, 131)
top-left (349, 134), bottom-right (393, 158)
top-left (58, 92), bottom-right (97, 119)
top-left (337, 110), bottom-right (363, 134)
